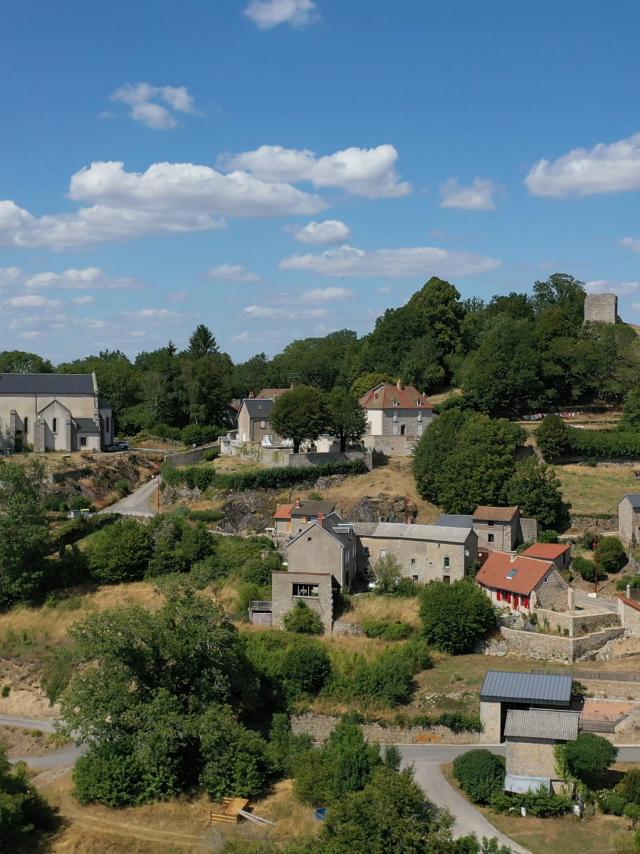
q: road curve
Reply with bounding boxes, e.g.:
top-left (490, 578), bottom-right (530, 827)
top-left (98, 476), bottom-right (159, 518)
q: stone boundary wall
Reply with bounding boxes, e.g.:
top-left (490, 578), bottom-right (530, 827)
top-left (224, 442), bottom-right (372, 470)
top-left (291, 713), bottom-right (480, 745)
top-left (363, 435), bottom-right (417, 457)
top-left (331, 620), bottom-right (364, 636)
top-left (570, 514), bottom-right (617, 532)
top-left (164, 442), bottom-right (220, 467)
top-left (535, 608), bottom-right (620, 638)
top-left (501, 626), bottom-right (625, 663)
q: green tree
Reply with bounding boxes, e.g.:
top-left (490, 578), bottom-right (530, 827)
top-left (453, 750), bottom-right (505, 804)
top-left (0, 350), bottom-right (53, 373)
top-left (270, 385), bottom-right (329, 453)
top-left (373, 554), bottom-right (402, 594)
top-left (621, 387), bottom-right (640, 430)
top-left (533, 273), bottom-right (586, 330)
top-left (420, 580), bottom-right (496, 655)
top-left (558, 732), bottom-right (617, 787)
top-left (595, 536), bottom-right (626, 574)
top-left (283, 601), bottom-right (324, 635)
top-left (188, 324), bottom-right (218, 358)
top-left (181, 351), bottom-right (233, 426)
top-left (534, 415), bottom-right (571, 462)
top-left (326, 388), bottom-right (368, 451)
top-left (0, 746), bottom-right (57, 848)
top-left (350, 372), bottom-right (393, 399)
top-left (198, 704), bottom-right (272, 800)
top-left (232, 352), bottom-right (271, 398)
top-left (0, 460), bottom-right (49, 608)
top-left (58, 350), bottom-right (141, 419)
top-left (86, 518), bottom-right (153, 583)
top-left (505, 458), bottom-right (570, 531)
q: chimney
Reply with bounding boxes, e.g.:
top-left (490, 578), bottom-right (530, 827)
top-left (318, 511), bottom-right (325, 525)
top-left (249, 391), bottom-right (254, 398)
top-left (295, 498), bottom-right (301, 508)
top-left (510, 553), bottom-right (517, 562)
top-left (567, 587), bottom-right (575, 611)
top-left (396, 378), bottom-right (403, 391)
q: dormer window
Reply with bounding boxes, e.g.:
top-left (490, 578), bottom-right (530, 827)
top-left (417, 400), bottom-right (423, 406)
top-left (393, 400), bottom-right (400, 406)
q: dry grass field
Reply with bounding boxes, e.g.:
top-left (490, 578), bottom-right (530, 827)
top-left (552, 462), bottom-right (638, 517)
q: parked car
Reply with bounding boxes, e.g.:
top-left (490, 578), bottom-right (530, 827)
top-left (112, 440), bottom-right (130, 451)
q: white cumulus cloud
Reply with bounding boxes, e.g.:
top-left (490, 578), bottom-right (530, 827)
top-left (586, 279), bottom-right (640, 296)
top-left (244, 0), bottom-right (319, 30)
top-left (4, 294), bottom-right (62, 310)
top-left (300, 287), bottom-right (354, 302)
top-left (110, 83), bottom-right (198, 129)
top-left (620, 237), bottom-right (640, 253)
top-left (223, 144), bottom-right (410, 198)
top-left (526, 132), bottom-right (640, 197)
top-left (206, 264), bottom-right (261, 283)
top-left (244, 304), bottom-right (327, 319)
top-left (292, 219), bottom-right (351, 244)
top-left (440, 177), bottom-right (501, 210)
top-left (280, 244), bottom-right (501, 278)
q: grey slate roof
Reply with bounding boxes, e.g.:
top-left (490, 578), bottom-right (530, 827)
top-left (242, 398), bottom-right (274, 418)
top-left (75, 418), bottom-right (100, 435)
top-left (480, 670), bottom-right (572, 707)
top-left (437, 514), bottom-right (474, 528)
top-left (0, 373), bottom-right (95, 395)
top-left (352, 521), bottom-right (473, 545)
top-left (504, 708), bottom-right (579, 741)
top-left (291, 500), bottom-right (336, 518)
top-left (623, 494), bottom-right (640, 509)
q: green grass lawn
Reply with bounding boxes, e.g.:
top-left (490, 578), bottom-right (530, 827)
top-left (483, 809), bottom-right (630, 854)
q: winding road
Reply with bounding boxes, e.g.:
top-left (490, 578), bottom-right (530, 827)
top-left (98, 476), bottom-right (159, 518)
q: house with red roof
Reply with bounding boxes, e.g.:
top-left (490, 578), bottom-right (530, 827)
top-left (617, 594), bottom-right (640, 637)
top-left (520, 542), bottom-right (572, 572)
top-left (475, 552), bottom-right (568, 613)
top-left (273, 498), bottom-right (337, 542)
top-left (359, 381), bottom-right (435, 455)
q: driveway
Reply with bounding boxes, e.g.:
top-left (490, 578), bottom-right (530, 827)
top-left (574, 590), bottom-right (618, 613)
top-left (99, 476), bottom-right (159, 518)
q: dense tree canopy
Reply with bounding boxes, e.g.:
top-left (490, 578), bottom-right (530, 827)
top-left (270, 385), bottom-right (330, 453)
top-left (420, 580), bottom-right (496, 655)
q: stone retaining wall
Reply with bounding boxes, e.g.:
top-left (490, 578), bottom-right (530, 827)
top-left (331, 620), bottom-right (364, 636)
top-left (535, 608), bottom-right (620, 638)
top-left (164, 442), bottom-right (219, 467)
top-left (500, 626), bottom-right (625, 663)
top-left (291, 713), bottom-right (480, 745)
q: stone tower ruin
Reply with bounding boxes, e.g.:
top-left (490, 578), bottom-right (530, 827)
top-left (584, 293), bottom-right (618, 324)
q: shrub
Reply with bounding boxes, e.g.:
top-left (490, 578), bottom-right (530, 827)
top-left (267, 713), bottom-right (313, 777)
top-left (186, 508), bottom-right (223, 523)
top-left (181, 424), bottom-right (221, 447)
top-left (372, 554), bottom-right (402, 594)
top-left (243, 632), bottom-right (332, 702)
top-left (490, 789), bottom-right (572, 817)
top-left (572, 556), bottom-right (600, 583)
top-left (362, 619), bottom-right (413, 641)
top-left (453, 749), bottom-right (505, 804)
top-left (595, 536), bottom-right (627, 574)
top-left (86, 518), bottom-right (154, 583)
top-left (283, 601), bottom-right (324, 635)
top-left (598, 789), bottom-right (627, 816)
top-left (74, 744), bottom-right (143, 807)
top-left (559, 732), bottom-right (618, 787)
top-left (618, 768), bottom-right (640, 805)
top-left (536, 415), bottom-right (571, 462)
top-left (421, 579), bottom-right (496, 654)
top-left (0, 745), bottom-right (58, 845)
top-left (202, 448), bottom-right (219, 462)
top-left (114, 479), bottom-right (131, 497)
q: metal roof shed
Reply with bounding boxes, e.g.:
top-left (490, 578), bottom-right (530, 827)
top-left (480, 670), bottom-right (572, 708)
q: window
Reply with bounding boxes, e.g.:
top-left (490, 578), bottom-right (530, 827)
top-left (400, 424), bottom-right (406, 436)
top-left (23, 417), bottom-right (28, 433)
top-left (412, 574), bottom-right (418, 582)
top-left (488, 533), bottom-right (494, 544)
top-left (260, 420), bottom-right (266, 429)
top-left (488, 520), bottom-right (495, 527)
top-left (80, 436), bottom-right (87, 447)
top-left (444, 556), bottom-right (450, 568)
top-left (410, 558), bottom-right (416, 566)
top-left (443, 575), bottom-right (450, 584)
top-left (417, 400), bottom-right (423, 406)
top-left (52, 417), bottom-right (57, 433)
top-left (293, 583), bottom-right (319, 598)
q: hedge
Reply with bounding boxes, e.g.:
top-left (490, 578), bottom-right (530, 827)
top-left (51, 513), bottom-right (120, 551)
top-left (567, 428), bottom-right (640, 461)
top-left (161, 458), bottom-right (368, 492)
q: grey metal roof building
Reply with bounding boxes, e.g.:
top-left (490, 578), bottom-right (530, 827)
top-left (436, 514), bottom-right (474, 528)
top-left (352, 521), bottom-right (474, 544)
top-left (623, 494), bottom-right (640, 509)
top-left (242, 398), bottom-right (274, 418)
top-left (75, 418), bottom-right (101, 435)
top-left (480, 670), bottom-right (572, 707)
top-left (504, 709), bottom-right (579, 741)
top-left (0, 373), bottom-right (95, 395)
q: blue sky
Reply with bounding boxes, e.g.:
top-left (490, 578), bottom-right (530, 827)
top-left (1, 0), bottom-right (640, 362)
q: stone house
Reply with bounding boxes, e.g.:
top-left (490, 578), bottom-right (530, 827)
top-left (479, 669), bottom-right (573, 744)
top-left (618, 494), bottom-right (640, 546)
top-left (270, 571), bottom-right (336, 633)
top-left (354, 521), bottom-right (478, 584)
top-left (273, 499), bottom-right (337, 542)
top-left (0, 372), bottom-right (112, 453)
top-left (359, 381), bottom-right (435, 455)
top-left (475, 552), bottom-right (569, 613)
top-left (236, 397), bottom-right (279, 444)
top-left (618, 595), bottom-right (640, 636)
top-left (504, 708), bottom-right (579, 793)
top-left (472, 506), bottom-right (521, 552)
top-left (285, 514), bottom-right (358, 590)
top-left (520, 542), bottom-right (572, 572)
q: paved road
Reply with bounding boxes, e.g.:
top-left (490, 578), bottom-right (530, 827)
top-left (0, 714), bottom-right (56, 733)
top-left (575, 590), bottom-right (618, 613)
top-left (98, 476), bottom-right (159, 518)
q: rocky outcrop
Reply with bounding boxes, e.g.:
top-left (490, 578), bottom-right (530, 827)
top-left (349, 493), bottom-right (418, 524)
top-left (216, 492), bottom-right (277, 534)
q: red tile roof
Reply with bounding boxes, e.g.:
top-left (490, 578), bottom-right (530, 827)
top-left (476, 552), bottom-right (555, 596)
top-left (274, 504), bottom-right (294, 521)
top-left (521, 543), bottom-right (571, 560)
top-left (359, 382), bottom-right (432, 411)
top-left (257, 388), bottom-right (290, 399)
top-left (473, 506), bottom-right (519, 522)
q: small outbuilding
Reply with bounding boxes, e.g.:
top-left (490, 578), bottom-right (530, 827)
top-left (520, 542), bottom-right (572, 572)
top-left (504, 708), bottom-right (579, 793)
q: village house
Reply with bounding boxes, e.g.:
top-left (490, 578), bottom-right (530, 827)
top-left (618, 494), bottom-right (640, 546)
top-left (504, 708), bottom-right (579, 793)
top-left (475, 552), bottom-right (569, 613)
top-left (236, 397), bottom-right (279, 445)
top-left (438, 506), bottom-right (539, 557)
top-left (354, 521), bottom-right (478, 584)
top-left (359, 381), bottom-right (435, 455)
top-left (479, 669), bottom-right (574, 744)
top-left (520, 542), bottom-right (572, 572)
top-left (269, 571), bottom-right (336, 633)
top-left (285, 513), bottom-right (358, 589)
top-left (273, 498), bottom-right (337, 542)
top-left (0, 372), bottom-right (112, 453)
